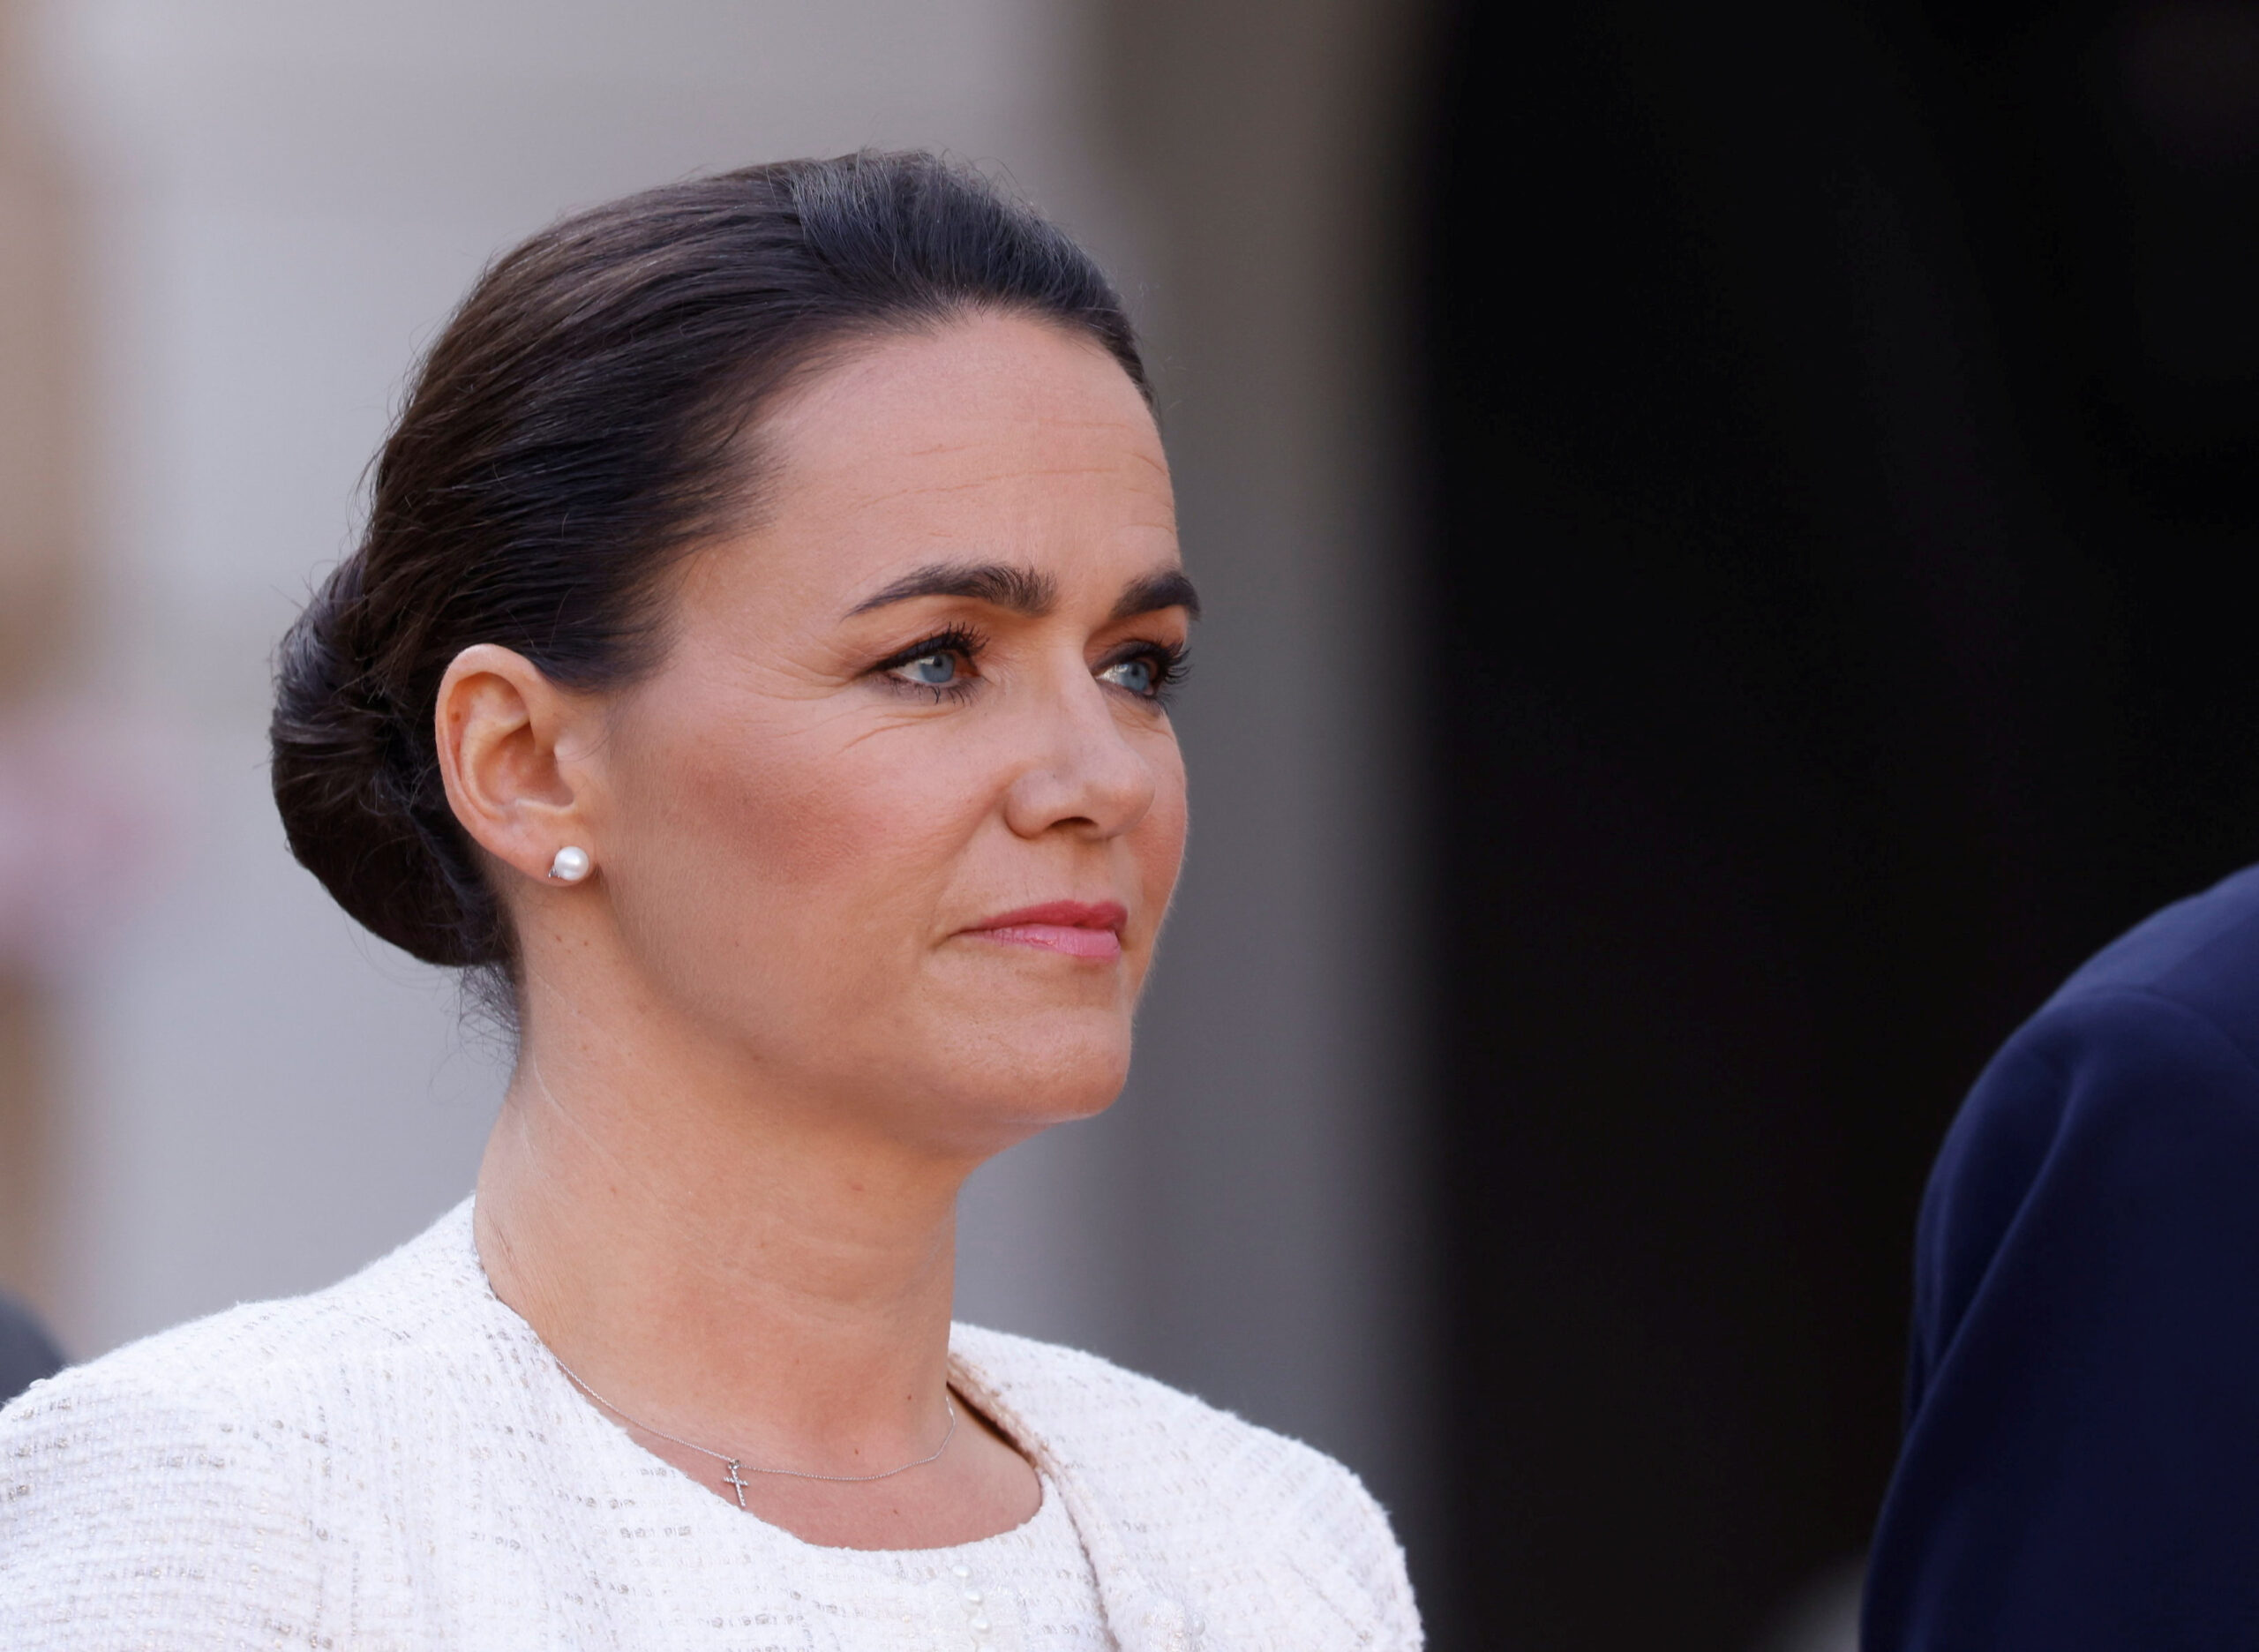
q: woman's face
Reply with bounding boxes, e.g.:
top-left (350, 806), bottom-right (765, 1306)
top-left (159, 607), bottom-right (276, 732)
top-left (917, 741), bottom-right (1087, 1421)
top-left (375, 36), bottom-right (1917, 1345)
top-left (582, 314), bottom-right (1190, 1153)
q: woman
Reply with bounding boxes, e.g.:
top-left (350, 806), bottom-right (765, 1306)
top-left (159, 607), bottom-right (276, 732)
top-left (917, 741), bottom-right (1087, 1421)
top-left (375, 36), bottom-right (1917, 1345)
top-left (0, 154), bottom-right (1418, 1649)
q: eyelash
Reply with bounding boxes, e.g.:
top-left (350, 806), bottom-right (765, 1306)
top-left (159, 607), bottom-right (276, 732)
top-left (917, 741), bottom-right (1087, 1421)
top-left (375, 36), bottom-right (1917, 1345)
top-left (1114, 638), bottom-right (1192, 704)
top-left (872, 628), bottom-right (1191, 705)
top-left (875, 626), bottom-right (989, 703)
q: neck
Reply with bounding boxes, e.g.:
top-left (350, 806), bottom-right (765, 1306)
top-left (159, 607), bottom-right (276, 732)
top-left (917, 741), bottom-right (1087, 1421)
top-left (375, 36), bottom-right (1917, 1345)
top-left (473, 965), bottom-right (973, 1470)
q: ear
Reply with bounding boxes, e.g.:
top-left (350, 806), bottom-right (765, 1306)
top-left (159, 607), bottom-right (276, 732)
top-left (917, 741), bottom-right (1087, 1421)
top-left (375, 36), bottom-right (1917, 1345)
top-left (434, 643), bottom-right (599, 885)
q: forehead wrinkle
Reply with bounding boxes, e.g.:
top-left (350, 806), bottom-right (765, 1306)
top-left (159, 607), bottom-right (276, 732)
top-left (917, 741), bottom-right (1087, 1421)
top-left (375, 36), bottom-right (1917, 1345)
top-left (839, 459), bottom-right (1170, 508)
top-left (895, 414), bottom-right (1143, 450)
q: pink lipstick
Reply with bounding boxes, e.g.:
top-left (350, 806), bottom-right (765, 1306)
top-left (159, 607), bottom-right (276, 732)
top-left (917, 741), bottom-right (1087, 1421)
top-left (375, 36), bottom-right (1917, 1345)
top-left (964, 900), bottom-right (1128, 961)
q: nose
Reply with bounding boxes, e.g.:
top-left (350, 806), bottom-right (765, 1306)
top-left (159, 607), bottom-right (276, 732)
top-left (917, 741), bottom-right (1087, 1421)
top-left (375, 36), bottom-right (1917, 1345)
top-left (1000, 667), bottom-right (1159, 842)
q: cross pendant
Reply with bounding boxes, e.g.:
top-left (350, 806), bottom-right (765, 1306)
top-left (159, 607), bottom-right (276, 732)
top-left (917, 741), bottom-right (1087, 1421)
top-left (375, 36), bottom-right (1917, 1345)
top-left (723, 1461), bottom-right (750, 1509)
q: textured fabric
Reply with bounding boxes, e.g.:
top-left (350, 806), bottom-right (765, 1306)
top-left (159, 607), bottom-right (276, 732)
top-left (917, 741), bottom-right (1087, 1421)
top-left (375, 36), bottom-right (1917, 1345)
top-left (717, 1481), bottom-right (1111, 1650)
top-left (0, 1202), bottom-right (1419, 1650)
top-left (1864, 861), bottom-right (2259, 1651)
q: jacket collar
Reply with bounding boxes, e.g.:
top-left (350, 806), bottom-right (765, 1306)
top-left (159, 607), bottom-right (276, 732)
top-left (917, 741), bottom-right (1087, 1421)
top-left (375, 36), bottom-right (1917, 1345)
top-left (948, 1330), bottom-right (1206, 1652)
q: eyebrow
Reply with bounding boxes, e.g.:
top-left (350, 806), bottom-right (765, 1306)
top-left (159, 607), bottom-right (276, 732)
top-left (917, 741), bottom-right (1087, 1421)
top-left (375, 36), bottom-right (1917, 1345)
top-left (846, 560), bottom-right (1202, 623)
top-left (1111, 567), bottom-right (1202, 622)
top-left (847, 562), bottom-right (1057, 618)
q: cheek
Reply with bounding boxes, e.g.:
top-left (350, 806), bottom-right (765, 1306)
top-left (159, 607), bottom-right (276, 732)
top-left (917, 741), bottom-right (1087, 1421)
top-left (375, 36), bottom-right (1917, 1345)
top-left (613, 708), bottom-right (988, 962)
top-left (1130, 743), bottom-right (1190, 915)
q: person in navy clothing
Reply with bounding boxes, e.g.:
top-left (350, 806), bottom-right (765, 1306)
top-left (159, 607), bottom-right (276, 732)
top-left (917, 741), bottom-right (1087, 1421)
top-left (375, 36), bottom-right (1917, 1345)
top-left (1864, 862), bottom-right (2259, 1648)
top-left (0, 1292), bottom-right (62, 1407)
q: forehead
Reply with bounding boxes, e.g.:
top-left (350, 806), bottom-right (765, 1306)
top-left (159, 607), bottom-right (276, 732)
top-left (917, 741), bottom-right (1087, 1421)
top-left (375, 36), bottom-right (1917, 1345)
top-left (748, 314), bottom-right (1176, 575)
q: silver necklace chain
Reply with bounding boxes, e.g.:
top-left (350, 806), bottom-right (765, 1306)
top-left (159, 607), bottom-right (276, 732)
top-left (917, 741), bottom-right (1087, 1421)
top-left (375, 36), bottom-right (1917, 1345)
top-left (552, 1355), bottom-right (959, 1509)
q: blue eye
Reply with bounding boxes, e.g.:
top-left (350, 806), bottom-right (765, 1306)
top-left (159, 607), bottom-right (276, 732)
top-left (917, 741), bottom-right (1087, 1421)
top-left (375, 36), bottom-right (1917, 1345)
top-left (875, 628), bottom-right (986, 698)
top-left (897, 650), bottom-right (960, 687)
top-left (1099, 656), bottom-right (1156, 695)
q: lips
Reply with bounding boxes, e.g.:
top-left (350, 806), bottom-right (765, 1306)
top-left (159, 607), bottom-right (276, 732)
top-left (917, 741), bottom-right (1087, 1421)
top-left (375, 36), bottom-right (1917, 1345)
top-left (964, 899), bottom-right (1128, 961)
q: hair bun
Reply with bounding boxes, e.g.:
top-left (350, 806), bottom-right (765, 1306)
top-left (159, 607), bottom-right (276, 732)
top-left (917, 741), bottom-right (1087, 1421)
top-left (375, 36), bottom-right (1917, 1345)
top-left (270, 555), bottom-right (500, 967)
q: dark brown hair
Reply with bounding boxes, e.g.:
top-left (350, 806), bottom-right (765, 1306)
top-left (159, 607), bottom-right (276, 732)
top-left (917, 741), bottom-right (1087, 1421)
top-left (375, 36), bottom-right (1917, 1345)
top-left (270, 151), bottom-right (1147, 977)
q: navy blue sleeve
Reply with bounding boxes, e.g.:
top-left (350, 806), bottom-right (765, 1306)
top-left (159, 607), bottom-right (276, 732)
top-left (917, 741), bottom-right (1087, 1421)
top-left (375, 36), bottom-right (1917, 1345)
top-left (1863, 989), bottom-right (2259, 1651)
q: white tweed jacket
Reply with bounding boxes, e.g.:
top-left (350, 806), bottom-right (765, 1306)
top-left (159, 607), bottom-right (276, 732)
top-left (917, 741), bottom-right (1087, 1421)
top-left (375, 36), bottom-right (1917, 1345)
top-left (0, 1202), bottom-right (1420, 1650)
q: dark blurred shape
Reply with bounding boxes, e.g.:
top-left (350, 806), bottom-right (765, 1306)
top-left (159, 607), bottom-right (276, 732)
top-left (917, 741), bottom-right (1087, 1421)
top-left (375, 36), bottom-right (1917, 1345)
top-left (0, 1288), bottom-right (62, 1404)
top-left (1865, 864), bottom-right (2259, 1648)
top-left (2122, 2), bottom-right (2259, 166)
top-left (1419, 0), bottom-right (2259, 1648)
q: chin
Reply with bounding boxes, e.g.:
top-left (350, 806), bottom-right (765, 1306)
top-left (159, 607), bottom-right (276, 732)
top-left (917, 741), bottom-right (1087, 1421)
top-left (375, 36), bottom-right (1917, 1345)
top-left (996, 1047), bottom-right (1132, 1125)
top-left (921, 1020), bottom-right (1133, 1143)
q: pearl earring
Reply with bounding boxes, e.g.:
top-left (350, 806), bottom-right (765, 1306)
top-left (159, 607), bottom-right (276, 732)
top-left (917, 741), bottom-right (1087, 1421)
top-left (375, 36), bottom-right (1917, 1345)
top-left (548, 846), bottom-right (593, 883)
